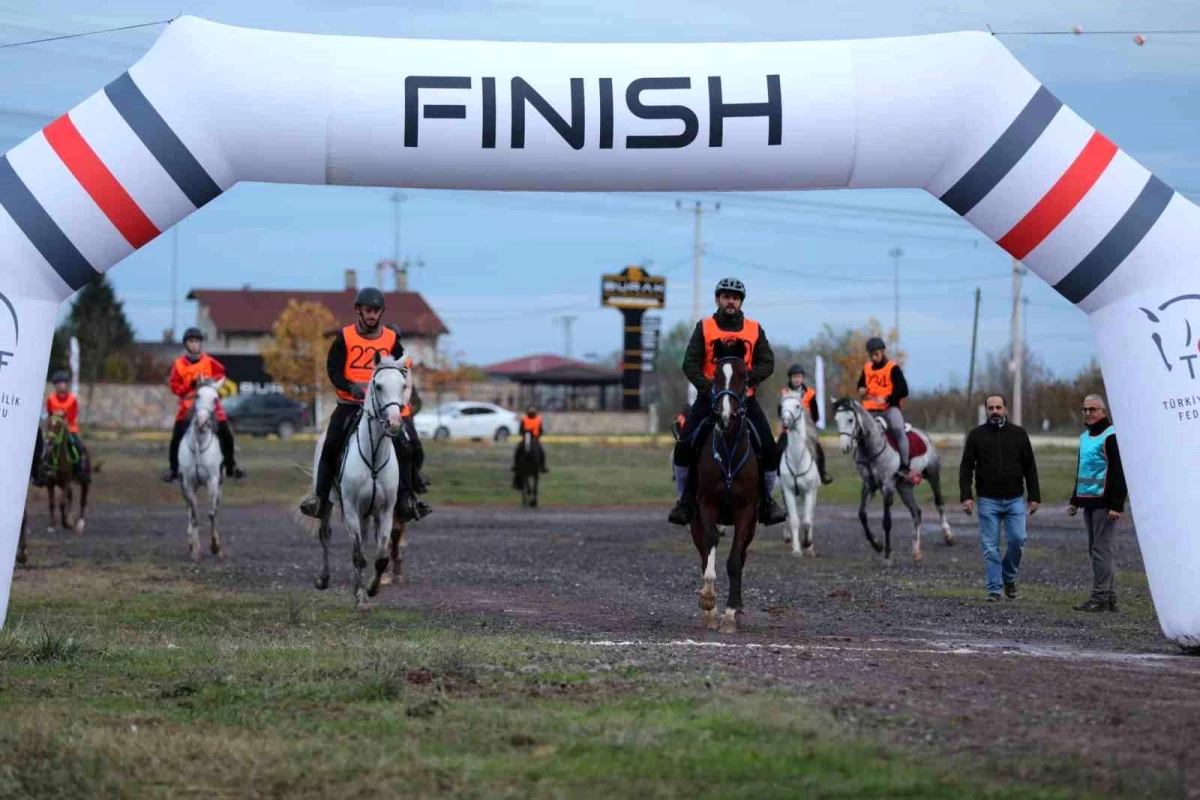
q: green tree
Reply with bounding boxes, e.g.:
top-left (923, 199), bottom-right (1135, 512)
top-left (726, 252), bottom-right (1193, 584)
top-left (63, 275), bottom-right (136, 384)
top-left (45, 323), bottom-right (72, 380)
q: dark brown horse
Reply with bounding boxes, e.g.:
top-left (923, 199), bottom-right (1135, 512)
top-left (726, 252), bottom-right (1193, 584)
top-left (689, 343), bottom-right (759, 633)
top-left (42, 414), bottom-right (90, 535)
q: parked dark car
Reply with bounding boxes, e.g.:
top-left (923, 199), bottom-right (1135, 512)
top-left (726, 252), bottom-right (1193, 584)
top-left (223, 393), bottom-right (310, 439)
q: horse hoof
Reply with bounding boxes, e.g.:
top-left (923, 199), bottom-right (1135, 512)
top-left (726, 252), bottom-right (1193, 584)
top-left (803, 545), bottom-right (816, 558)
top-left (719, 610), bottom-right (738, 634)
top-left (703, 609), bottom-right (718, 630)
top-left (790, 549), bottom-right (802, 558)
top-left (355, 601), bottom-right (372, 613)
top-left (913, 551), bottom-right (924, 565)
top-left (943, 531), bottom-right (956, 546)
top-left (73, 519), bottom-right (85, 536)
top-left (314, 575), bottom-right (329, 591)
top-left (698, 586), bottom-right (716, 612)
top-left (216, 549), bottom-right (227, 562)
top-left (379, 573), bottom-right (393, 587)
top-left (882, 556), bottom-right (893, 569)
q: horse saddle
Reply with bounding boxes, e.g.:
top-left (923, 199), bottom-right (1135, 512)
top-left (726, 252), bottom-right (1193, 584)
top-left (685, 414), bottom-right (763, 455)
top-left (882, 428), bottom-right (928, 459)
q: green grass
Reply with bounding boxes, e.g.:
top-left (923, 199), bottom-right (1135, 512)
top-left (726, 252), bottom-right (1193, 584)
top-left (53, 437), bottom-right (1081, 509)
top-left (0, 564), bottom-right (1102, 799)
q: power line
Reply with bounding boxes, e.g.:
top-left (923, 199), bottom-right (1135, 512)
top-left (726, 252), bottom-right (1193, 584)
top-left (706, 250), bottom-right (1011, 285)
top-left (0, 17), bottom-right (172, 49)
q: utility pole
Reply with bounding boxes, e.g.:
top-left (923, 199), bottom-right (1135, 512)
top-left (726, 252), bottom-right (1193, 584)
top-left (677, 199), bottom-right (719, 403)
top-left (1010, 257), bottom-right (1024, 426)
top-left (170, 226), bottom-right (179, 340)
top-left (397, 257), bottom-right (423, 291)
top-left (553, 315), bottom-right (577, 358)
top-left (965, 287), bottom-right (981, 429)
top-left (888, 246), bottom-right (904, 345)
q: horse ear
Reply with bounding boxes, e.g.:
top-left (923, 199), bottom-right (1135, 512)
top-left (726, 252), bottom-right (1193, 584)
top-left (374, 350), bottom-right (383, 366)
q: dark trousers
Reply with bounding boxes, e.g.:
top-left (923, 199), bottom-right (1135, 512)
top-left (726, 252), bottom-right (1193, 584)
top-left (403, 416), bottom-right (425, 475)
top-left (169, 418), bottom-right (237, 473)
top-left (1084, 508), bottom-right (1119, 602)
top-left (316, 404), bottom-right (416, 502)
top-left (673, 391), bottom-right (779, 471)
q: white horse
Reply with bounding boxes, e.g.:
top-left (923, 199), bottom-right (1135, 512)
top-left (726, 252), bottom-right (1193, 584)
top-left (832, 397), bottom-right (955, 565)
top-left (178, 379), bottom-right (226, 562)
top-left (312, 354), bottom-right (407, 611)
top-left (778, 393), bottom-right (820, 557)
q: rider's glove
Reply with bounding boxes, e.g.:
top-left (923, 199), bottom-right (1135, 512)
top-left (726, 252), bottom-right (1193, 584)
top-left (350, 384), bottom-right (366, 401)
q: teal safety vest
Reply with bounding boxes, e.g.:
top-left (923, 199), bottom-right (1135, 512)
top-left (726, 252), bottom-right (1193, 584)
top-left (1076, 426), bottom-right (1115, 498)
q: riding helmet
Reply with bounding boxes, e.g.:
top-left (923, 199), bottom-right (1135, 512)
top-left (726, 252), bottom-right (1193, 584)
top-left (182, 327), bottom-right (205, 343)
top-left (865, 336), bottom-right (887, 353)
top-left (714, 277), bottom-right (746, 299)
top-left (787, 363), bottom-right (806, 377)
top-left (354, 287), bottom-right (386, 309)
top-left (51, 369), bottom-right (70, 384)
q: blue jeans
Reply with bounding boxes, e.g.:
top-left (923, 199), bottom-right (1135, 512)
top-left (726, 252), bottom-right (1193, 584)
top-left (977, 496), bottom-right (1027, 594)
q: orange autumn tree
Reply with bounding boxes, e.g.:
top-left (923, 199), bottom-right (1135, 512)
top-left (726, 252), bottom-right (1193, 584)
top-left (828, 318), bottom-right (906, 399)
top-left (261, 300), bottom-right (338, 414)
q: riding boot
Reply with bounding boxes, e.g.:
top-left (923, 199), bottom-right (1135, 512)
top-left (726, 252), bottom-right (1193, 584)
top-left (538, 445), bottom-right (548, 474)
top-left (217, 421), bottom-right (246, 480)
top-left (667, 465), bottom-right (693, 525)
top-left (411, 438), bottom-right (430, 493)
top-left (816, 441), bottom-right (833, 485)
top-left (162, 420), bottom-right (188, 482)
top-left (759, 470), bottom-right (788, 526)
top-left (300, 422), bottom-right (348, 518)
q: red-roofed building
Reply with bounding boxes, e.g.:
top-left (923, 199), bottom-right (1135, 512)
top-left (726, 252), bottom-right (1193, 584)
top-left (483, 353), bottom-right (621, 411)
top-left (183, 280), bottom-right (449, 392)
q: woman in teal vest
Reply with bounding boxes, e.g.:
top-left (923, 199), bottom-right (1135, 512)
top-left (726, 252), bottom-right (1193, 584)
top-left (1067, 394), bottom-right (1127, 613)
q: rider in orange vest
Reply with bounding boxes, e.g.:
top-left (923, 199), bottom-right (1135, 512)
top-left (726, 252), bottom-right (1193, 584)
top-left (512, 406), bottom-right (549, 476)
top-left (45, 370), bottom-right (90, 477)
top-left (668, 277), bottom-right (788, 527)
top-left (162, 328), bottom-right (244, 482)
top-left (857, 336), bottom-right (914, 482)
top-left (671, 402), bottom-right (690, 441)
top-left (776, 364), bottom-right (833, 485)
top-left (299, 287), bottom-right (431, 522)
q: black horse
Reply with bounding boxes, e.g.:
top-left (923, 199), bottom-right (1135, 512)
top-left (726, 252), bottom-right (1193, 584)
top-left (513, 430), bottom-right (540, 507)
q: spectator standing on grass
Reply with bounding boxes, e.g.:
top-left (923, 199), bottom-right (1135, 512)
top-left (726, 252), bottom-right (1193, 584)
top-left (959, 394), bottom-right (1040, 602)
top-left (1069, 394), bottom-right (1127, 613)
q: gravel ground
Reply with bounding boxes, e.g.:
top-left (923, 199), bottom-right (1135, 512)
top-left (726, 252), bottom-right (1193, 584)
top-left (16, 501), bottom-right (1200, 796)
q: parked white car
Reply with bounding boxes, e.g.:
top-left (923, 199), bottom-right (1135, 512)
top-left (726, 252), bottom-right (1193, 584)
top-left (412, 402), bottom-right (521, 442)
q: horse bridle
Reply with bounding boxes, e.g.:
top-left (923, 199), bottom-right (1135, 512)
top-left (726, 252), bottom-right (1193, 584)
top-left (347, 363), bottom-right (407, 513)
top-left (837, 404), bottom-right (887, 465)
top-left (709, 356), bottom-right (751, 490)
top-left (365, 364), bottom-right (406, 429)
top-left (781, 399), bottom-right (815, 480)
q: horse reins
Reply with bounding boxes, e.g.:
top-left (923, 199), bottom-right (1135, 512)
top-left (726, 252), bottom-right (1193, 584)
top-left (710, 357), bottom-right (752, 492)
top-left (838, 405), bottom-right (888, 467)
top-left (348, 363), bottom-right (406, 513)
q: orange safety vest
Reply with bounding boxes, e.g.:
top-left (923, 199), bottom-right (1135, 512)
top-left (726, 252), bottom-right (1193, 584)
top-left (675, 413), bottom-right (687, 428)
top-left (337, 325), bottom-right (398, 404)
top-left (46, 392), bottom-right (80, 433)
top-left (802, 386), bottom-right (816, 411)
top-left (701, 317), bottom-right (760, 396)
top-left (401, 358), bottom-right (414, 417)
top-left (862, 361), bottom-right (897, 411)
top-left (521, 415), bottom-right (544, 438)
top-left (170, 354), bottom-right (228, 422)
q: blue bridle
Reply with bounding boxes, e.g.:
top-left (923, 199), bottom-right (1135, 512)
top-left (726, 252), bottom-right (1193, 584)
top-left (709, 356), bottom-right (751, 491)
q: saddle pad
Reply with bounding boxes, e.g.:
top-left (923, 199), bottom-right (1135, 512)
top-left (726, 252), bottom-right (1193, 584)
top-left (884, 430), bottom-right (928, 459)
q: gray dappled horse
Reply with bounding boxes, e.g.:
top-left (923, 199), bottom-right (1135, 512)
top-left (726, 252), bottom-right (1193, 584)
top-left (832, 397), bottom-right (954, 564)
top-left (178, 380), bottom-right (227, 562)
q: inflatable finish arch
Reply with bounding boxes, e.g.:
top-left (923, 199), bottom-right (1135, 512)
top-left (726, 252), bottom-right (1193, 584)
top-left (1, 18), bottom-right (1198, 644)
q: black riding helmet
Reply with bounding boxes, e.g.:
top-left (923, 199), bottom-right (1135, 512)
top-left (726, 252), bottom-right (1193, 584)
top-left (865, 336), bottom-right (886, 353)
top-left (51, 369), bottom-right (70, 384)
top-left (355, 286), bottom-right (386, 310)
top-left (182, 327), bottom-right (204, 343)
top-left (714, 277), bottom-right (746, 299)
top-left (787, 363), bottom-right (806, 378)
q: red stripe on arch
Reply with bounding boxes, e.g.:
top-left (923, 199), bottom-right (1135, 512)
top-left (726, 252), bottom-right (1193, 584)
top-left (997, 132), bottom-right (1118, 260)
top-left (43, 114), bottom-right (160, 248)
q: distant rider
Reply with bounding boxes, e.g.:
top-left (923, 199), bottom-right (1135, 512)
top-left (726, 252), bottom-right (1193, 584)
top-left (857, 337), bottom-right (914, 483)
top-left (777, 364), bottom-right (832, 485)
top-left (162, 328), bottom-right (245, 482)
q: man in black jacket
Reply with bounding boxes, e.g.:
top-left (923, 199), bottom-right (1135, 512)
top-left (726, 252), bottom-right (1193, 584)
top-left (668, 277), bottom-right (787, 527)
top-left (1068, 394), bottom-right (1127, 613)
top-left (959, 394), bottom-right (1041, 601)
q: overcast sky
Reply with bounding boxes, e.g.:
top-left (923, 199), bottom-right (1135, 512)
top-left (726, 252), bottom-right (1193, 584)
top-left (2, 1), bottom-right (1198, 387)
